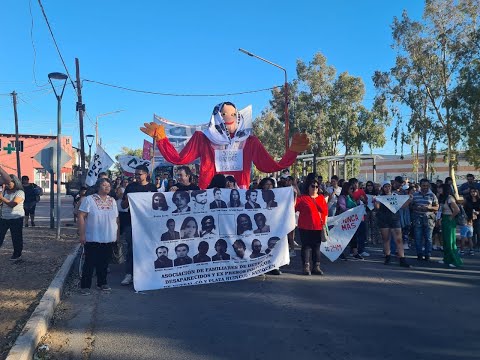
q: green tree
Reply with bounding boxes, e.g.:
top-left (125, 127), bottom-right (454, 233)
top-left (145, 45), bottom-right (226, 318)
top-left (376, 0), bottom-right (479, 195)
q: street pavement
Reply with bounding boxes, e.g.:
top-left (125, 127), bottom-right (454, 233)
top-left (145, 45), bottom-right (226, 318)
top-left (40, 244), bottom-right (480, 360)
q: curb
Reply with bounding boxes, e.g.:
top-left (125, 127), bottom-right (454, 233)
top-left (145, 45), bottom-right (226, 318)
top-left (5, 243), bottom-right (81, 360)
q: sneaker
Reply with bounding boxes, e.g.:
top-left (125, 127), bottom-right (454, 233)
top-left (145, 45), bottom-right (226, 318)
top-left (289, 249), bottom-right (296, 257)
top-left (448, 263), bottom-right (457, 268)
top-left (80, 288), bottom-right (91, 296)
top-left (97, 285), bottom-right (112, 291)
top-left (339, 253), bottom-right (348, 261)
top-left (399, 257), bottom-right (411, 268)
top-left (438, 260), bottom-right (445, 264)
top-left (384, 255), bottom-right (391, 265)
top-left (460, 250), bottom-right (465, 256)
top-left (360, 251), bottom-right (370, 257)
top-left (440, 246), bottom-right (444, 251)
top-left (469, 250), bottom-right (475, 256)
top-left (403, 243), bottom-right (410, 250)
top-left (352, 254), bottom-right (364, 260)
top-left (432, 245), bottom-right (439, 250)
top-left (121, 274), bottom-right (133, 285)
top-left (9, 254), bottom-right (22, 261)
top-left (24, 223), bottom-right (29, 228)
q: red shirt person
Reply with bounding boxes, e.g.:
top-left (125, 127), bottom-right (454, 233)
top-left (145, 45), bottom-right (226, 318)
top-left (141, 102), bottom-right (309, 189)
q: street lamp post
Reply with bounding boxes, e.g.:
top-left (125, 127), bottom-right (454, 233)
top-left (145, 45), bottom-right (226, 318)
top-left (86, 134), bottom-right (95, 167)
top-left (95, 110), bottom-right (125, 146)
top-left (48, 72), bottom-right (68, 240)
top-left (239, 48), bottom-right (289, 151)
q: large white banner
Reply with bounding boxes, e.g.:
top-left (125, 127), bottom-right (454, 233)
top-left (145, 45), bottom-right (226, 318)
top-left (128, 187), bottom-right (295, 291)
top-left (85, 145), bottom-right (114, 186)
top-left (321, 205), bottom-right (366, 262)
top-left (374, 195), bottom-right (410, 214)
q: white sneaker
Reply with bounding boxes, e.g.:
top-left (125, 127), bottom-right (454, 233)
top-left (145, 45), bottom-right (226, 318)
top-left (448, 263), bottom-right (457, 268)
top-left (289, 249), bottom-right (296, 257)
top-left (121, 274), bottom-right (133, 285)
top-left (438, 260), bottom-right (445, 264)
top-left (360, 251), bottom-right (370, 257)
top-left (403, 244), bottom-right (410, 250)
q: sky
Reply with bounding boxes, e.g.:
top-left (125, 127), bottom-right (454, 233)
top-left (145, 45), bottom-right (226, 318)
top-left (0, 1), bottom-right (425, 160)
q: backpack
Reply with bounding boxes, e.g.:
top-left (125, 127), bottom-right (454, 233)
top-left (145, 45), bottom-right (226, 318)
top-left (448, 200), bottom-right (467, 226)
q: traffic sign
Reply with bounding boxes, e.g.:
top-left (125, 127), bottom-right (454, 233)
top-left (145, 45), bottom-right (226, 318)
top-left (33, 140), bottom-right (71, 173)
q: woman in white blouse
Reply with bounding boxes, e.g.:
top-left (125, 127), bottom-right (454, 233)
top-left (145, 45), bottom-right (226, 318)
top-left (78, 178), bottom-right (119, 295)
top-left (0, 175), bottom-right (25, 261)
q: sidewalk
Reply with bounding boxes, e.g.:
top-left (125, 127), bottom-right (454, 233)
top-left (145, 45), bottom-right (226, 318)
top-left (0, 225), bottom-right (78, 360)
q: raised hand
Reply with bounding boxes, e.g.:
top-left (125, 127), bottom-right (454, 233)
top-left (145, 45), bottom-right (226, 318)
top-left (140, 122), bottom-right (166, 141)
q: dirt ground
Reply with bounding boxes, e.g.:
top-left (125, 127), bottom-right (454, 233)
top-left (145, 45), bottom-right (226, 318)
top-left (0, 225), bottom-right (78, 360)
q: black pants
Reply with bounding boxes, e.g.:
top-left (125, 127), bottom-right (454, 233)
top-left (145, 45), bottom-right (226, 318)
top-left (0, 217), bottom-right (24, 257)
top-left (81, 242), bottom-right (112, 289)
top-left (299, 229), bottom-right (322, 265)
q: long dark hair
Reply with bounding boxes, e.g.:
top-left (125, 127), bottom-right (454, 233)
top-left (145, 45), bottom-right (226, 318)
top-left (302, 178), bottom-right (319, 195)
top-left (438, 183), bottom-right (454, 204)
top-left (340, 182), bottom-right (352, 196)
top-left (364, 181), bottom-right (377, 195)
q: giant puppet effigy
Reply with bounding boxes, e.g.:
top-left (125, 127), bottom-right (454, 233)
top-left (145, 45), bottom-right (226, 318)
top-left (140, 102), bottom-right (309, 189)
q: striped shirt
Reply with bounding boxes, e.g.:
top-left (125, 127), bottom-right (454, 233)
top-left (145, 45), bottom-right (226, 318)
top-left (412, 190), bottom-right (438, 216)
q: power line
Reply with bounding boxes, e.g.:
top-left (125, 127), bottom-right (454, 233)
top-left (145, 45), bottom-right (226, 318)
top-left (82, 79), bottom-right (281, 97)
top-left (36, 0), bottom-right (76, 91)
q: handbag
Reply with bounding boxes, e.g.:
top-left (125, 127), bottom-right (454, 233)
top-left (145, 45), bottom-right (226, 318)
top-left (110, 240), bottom-right (125, 264)
top-left (309, 196), bottom-right (329, 242)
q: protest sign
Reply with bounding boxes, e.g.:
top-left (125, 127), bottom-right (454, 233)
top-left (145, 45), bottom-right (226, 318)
top-left (128, 187), bottom-right (295, 291)
top-left (117, 155), bottom-right (152, 175)
top-left (321, 205), bottom-right (366, 262)
top-left (142, 140), bottom-right (153, 160)
top-left (374, 195), bottom-right (410, 214)
top-left (85, 145), bottom-right (114, 186)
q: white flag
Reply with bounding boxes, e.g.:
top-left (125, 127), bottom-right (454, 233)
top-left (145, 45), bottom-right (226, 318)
top-left (86, 145), bottom-right (114, 186)
top-left (321, 205), bottom-right (366, 262)
top-left (117, 155), bottom-right (152, 174)
top-left (374, 195), bottom-right (410, 214)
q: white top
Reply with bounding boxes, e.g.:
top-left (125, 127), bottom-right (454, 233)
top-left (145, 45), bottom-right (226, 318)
top-left (1, 190), bottom-right (25, 219)
top-left (79, 194), bottom-right (119, 243)
top-left (116, 198), bottom-right (128, 213)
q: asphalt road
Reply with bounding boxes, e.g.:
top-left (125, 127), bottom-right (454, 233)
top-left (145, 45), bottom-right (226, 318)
top-left (39, 244), bottom-right (480, 360)
top-left (34, 193), bottom-right (77, 227)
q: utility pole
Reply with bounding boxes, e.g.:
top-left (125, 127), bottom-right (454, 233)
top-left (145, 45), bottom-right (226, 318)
top-left (75, 58), bottom-right (86, 185)
top-left (11, 91), bottom-right (21, 179)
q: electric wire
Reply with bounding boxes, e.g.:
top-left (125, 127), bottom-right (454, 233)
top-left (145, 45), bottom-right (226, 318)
top-left (83, 79), bottom-right (281, 97)
top-left (37, 0), bottom-right (76, 91)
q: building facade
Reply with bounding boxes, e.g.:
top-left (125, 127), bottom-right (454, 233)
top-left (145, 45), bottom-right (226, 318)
top-left (0, 133), bottom-right (75, 193)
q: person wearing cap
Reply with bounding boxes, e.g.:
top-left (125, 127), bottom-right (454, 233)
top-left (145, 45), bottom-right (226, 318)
top-left (375, 181), bottom-right (412, 267)
top-left (411, 178), bottom-right (439, 261)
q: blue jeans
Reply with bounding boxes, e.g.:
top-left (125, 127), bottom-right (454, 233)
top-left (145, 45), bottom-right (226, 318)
top-left (413, 214), bottom-right (435, 257)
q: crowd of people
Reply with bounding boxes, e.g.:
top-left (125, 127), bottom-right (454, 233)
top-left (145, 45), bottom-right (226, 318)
top-left (2, 160), bottom-right (476, 293)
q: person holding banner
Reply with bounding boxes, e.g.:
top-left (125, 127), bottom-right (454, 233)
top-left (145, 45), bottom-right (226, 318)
top-left (121, 165), bottom-right (157, 286)
top-left (374, 181), bottom-right (412, 267)
top-left (295, 177), bottom-right (328, 275)
top-left (337, 183), bottom-right (363, 260)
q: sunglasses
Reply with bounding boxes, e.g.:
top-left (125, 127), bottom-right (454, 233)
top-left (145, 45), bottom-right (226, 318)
top-left (310, 185), bottom-right (319, 188)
